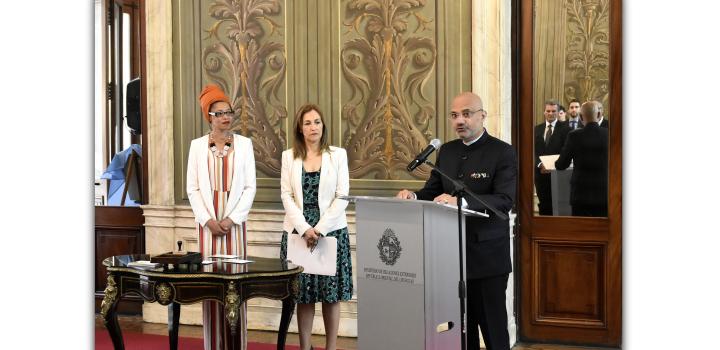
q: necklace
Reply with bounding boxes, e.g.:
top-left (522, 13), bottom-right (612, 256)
top-left (209, 132), bottom-right (233, 158)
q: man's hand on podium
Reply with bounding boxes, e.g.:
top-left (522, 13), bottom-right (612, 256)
top-left (396, 189), bottom-right (416, 200)
top-left (433, 194), bottom-right (457, 206)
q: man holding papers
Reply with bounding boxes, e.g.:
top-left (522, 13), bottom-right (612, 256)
top-left (396, 92), bottom-right (517, 350)
top-left (555, 101), bottom-right (608, 217)
top-left (534, 99), bottom-right (570, 215)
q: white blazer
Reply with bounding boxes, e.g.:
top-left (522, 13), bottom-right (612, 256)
top-left (281, 146), bottom-right (349, 236)
top-left (186, 134), bottom-right (257, 226)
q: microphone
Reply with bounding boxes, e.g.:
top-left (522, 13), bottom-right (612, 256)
top-left (407, 139), bottom-right (442, 172)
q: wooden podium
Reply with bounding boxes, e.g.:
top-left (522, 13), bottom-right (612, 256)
top-left (344, 196), bottom-right (487, 350)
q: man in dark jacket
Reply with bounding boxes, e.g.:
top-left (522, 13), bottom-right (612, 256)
top-left (555, 101), bottom-right (608, 216)
top-left (597, 101), bottom-right (610, 128)
top-left (571, 100), bottom-right (610, 129)
top-left (534, 100), bottom-right (570, 215)
top-left (567, 99), bottom-right (582, 130)
top-left (397, 92), bottom-right (517, 350)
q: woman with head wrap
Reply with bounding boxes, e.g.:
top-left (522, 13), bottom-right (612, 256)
top-left (186, 84), bottom-right (257, 350)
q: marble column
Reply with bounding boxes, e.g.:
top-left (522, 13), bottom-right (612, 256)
top-left (143, 0), bottom-right (175, 255)
top-left (142, 0), bottom-right (178, 323)
top-left (473, 0), bottom-right (513, 144)
top-left (472, 1), bottom-right (516, 348)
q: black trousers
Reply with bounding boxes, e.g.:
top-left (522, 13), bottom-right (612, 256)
top-left (572, 203), bottom-right (607, 217)
top-left (466, 274), bottom-right (510, 350)
top-left (535, 172), bottom-right (553, 215)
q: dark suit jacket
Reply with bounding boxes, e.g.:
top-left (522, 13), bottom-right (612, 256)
top-left (567, 118), bottom-right (582, 130)
top-left (554, 122), bottom-right (608, 208)
top-left (534, 121), bottom-right (571, 166)
top-left (600, 118), bottom-right (609, 128)
top-left (577, 118), bottom-right (609, 129)
top-left (415, 132), bottom-right (517, 279)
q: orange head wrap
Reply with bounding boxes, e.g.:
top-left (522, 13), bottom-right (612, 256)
top-left (198, 84), bottom-right (231, 122)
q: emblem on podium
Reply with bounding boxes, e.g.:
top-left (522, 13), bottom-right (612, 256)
top-left (377, 228), bottom-right (402, 265)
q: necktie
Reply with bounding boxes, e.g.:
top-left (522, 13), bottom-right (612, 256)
top-left (570, 120), bottom-right (576, 129)
top-left (545, 124), bottom-right (553, 145)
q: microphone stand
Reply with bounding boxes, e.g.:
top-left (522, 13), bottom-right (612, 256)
top-left (419, 159), bottom-right (508, 350)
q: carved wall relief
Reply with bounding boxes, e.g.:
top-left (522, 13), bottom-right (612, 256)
top-left (533, 0), bottom-right (610, 123)
top-left (174, 0), bottom-right (470, 202)
top-left (341, 0), bottom-right (437, 180)
top-left (202, 0), bottom-right (287, 177)
top-left (564, 0), bottom-right (609, 110)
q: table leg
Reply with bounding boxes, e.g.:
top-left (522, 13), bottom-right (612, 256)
top-left (224, 315), bottom-right (243, 350)
top-left (100, 274), bottom-right (124, 350)
top-left (277, 296), bottom-right (296, 350)
top-left (168, 302), bottom-right (181, 350)
top-left (225, 281), bottom-right (242, 350)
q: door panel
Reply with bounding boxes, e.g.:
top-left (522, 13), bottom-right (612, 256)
top-left (535, 241), bottom-right (605, 327)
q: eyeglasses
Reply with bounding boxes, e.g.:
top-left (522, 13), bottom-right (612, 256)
top-left (209, 110), bottom-right (236, 118)
top-left (448, 109), bottom-right (485, 120)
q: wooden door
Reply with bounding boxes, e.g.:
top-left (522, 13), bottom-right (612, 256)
top-left (517, 0), bottom-right (622, 346)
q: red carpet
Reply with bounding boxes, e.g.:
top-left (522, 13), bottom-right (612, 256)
top-left (95, 330), bottom-right (318, 350)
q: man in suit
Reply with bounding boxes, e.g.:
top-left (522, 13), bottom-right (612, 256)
top-left (397, 92), bottom-right (517, 350)
top-left (555, 101), bottom-right (608, 216)
top-left (567, 99), bottom-right (582, 130)
top-left (597, 101), bottom-right (609, 128)
top-left (557, 104), bottom-right (567, 122)
top-left (534, 99), bottom-right (570, 215)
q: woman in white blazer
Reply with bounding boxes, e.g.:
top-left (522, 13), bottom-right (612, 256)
top-left (187, 84), bottom-right (256, 350)
top-left (280, 104), bottom-right (352, 350)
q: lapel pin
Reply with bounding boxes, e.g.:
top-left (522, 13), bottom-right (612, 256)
top-left (470, 172), bottom-right (489, 179)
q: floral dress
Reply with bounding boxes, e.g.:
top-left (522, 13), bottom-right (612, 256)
top-left (280, 167), bottom-right (353, 303)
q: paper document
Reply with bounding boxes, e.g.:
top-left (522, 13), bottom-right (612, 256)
top-left (207, 254), bottom-right (238, 259)
top-left (224, 259), bottom-right (254, 264)
top-left (127, 260), bottom-right (161, 270)
top-left (539, 154), bottom-right (560, 170)
top-left (203, 258), bottom-right (253, 264)
top-left (287, 234), bottom-right (337, 276)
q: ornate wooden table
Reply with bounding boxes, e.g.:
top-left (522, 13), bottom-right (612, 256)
top-left (100, 254), bottom-right (302, 350)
